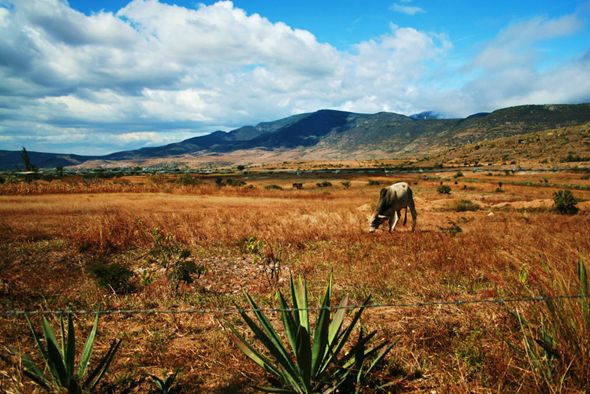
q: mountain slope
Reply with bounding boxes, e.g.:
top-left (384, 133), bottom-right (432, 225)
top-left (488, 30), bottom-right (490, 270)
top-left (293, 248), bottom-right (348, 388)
top-left (1, 103), bottom-right (589, 169)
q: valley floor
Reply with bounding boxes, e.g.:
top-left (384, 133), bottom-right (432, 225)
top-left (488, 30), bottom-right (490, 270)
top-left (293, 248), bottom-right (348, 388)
top-left (1, 169), bottom-right (589, 392)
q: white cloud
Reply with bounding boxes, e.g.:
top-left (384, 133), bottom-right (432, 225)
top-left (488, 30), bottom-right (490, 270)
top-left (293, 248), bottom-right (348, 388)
top-left (0, 0), bottom-right (588, 154)
top-left (390, 3), bottom-right (425, 16)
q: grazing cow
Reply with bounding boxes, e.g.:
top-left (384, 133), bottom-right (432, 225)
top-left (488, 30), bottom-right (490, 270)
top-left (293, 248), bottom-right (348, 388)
top-left (369, 182), bottom-right (417, 233)
top-left (292, 182), bottom-right (303, 190)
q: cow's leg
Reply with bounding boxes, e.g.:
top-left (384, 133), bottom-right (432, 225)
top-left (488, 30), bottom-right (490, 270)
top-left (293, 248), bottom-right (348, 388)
top-left (403, 207), bottom-right (408, 225)
top-left (389, 211), bottom-right (399, 232)
top-left (409, 200), bottom-right (417, 232)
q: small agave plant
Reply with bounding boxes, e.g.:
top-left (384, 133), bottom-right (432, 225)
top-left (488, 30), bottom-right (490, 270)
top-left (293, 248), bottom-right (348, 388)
top-left (23, 313), bottom-right (122, 393)
top-left (226, 275), bottom-right (395, 393)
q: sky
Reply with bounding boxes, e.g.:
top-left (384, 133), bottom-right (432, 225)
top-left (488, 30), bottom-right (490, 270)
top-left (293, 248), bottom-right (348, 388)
top-left (1, 0), bottom-right (590, 155)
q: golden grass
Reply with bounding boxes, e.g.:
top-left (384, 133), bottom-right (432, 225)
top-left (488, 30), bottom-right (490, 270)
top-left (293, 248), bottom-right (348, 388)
top-left (1, 171), bottom-right (589, 392)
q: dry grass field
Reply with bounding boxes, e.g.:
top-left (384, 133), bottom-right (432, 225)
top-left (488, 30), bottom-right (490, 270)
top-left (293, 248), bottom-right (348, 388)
top-left (1, 169), bottom-right (589, 392)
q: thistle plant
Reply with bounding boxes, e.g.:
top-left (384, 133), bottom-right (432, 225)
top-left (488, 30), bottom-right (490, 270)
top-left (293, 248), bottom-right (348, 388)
top-left (23, 313), bottom-right (122, 393)
top-left (226, 276), bottom-right (395, 393)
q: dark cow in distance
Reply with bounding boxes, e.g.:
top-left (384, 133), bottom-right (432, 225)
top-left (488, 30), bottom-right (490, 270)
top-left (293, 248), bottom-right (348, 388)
top-left (369, 182), bottom-right (417, 233)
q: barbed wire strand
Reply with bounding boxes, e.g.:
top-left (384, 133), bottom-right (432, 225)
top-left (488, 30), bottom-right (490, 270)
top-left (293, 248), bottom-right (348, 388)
top-left (1, 293), bottom-right (588, 317)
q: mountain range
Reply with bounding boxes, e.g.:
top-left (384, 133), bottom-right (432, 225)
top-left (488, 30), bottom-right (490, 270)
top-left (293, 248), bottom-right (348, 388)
top-left (1, 103), bottom-right (590, 169)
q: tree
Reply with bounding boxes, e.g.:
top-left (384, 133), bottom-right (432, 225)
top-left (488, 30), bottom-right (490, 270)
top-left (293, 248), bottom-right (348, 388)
top-left (21, 147), bottom-right (36, 172)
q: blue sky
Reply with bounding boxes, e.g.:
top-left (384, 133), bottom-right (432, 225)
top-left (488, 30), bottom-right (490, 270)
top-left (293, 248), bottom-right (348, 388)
top-left (1, 0), bottom-right (589, 155)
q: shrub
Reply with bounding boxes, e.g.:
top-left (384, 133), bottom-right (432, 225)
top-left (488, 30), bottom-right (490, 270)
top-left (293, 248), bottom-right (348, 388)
top-left (316, 181), bottom-right (332, 188)
top-left (225, 178), bottom-right (247, 187)
top-left (454, 171), bottom-right (464, 178)
top-left (437, 185), bottom-right (451, 194)
top-left (367, 180), bottom-right (380, 186)
top-left (341, 181), bottom-right (351, 189)
top-left (88, 263), bottom-right (134, 293)
top-left (553, 190), bottom-right (579, 214)
top-left (226, 276), bottom-right (395, 393)
top-left (148, 228), bottom-right (204, 293)
top-left (456, 199), bottom-right (480, 212)
top-left (264, 184), bottom-right (283, 190)
top-left (215, 177), bottom-right (246, 187)
top-left (23, 313), bottom-right (121, 393)
top-left (176, 174), bottom-right (201, 186)
top-left (242, 235), bottom-right (264, 255)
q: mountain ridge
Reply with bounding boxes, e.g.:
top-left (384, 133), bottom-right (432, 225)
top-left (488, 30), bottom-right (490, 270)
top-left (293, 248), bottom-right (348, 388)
top-left (1, 103), bottom-right (590, 169)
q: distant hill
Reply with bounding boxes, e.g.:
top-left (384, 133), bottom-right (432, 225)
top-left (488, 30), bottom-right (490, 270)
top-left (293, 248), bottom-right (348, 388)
top-left (0, 150), bottom-right (96, 170)
top-left (1, 103), bottom-right (589, 169)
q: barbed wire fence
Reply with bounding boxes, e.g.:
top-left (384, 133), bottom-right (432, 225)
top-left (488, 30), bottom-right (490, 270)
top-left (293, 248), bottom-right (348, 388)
top-left (1, 293), bottom-right (588, 317)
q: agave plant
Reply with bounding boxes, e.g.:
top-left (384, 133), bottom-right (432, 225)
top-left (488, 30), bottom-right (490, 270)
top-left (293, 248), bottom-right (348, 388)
top-left (23, 313), bottom-right (122, 393)
top-left (226, 276), bottom-right (395, 393)
top-left (148, 369), bottom-right (181, 393)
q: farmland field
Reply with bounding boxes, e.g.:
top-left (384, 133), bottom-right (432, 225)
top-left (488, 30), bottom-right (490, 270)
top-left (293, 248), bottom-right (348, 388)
top-left (1, 169), bottom-right (590, 392)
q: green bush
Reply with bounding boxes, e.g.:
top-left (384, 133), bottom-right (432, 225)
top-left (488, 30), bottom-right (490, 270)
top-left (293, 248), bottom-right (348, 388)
top-left (316, 181), bottom-right (333, 188)
top-left (553, 190), bottom-right (579, 214)
top-left (367, 180), bottom-right (380, 186)
top-left (437, 185), bottom-right (451, 194)
top-left (340, 181), bottom-right (351, 189)
top-left (226, 275), bottom-right (395, 393)
top-left (88, 263), bottom-right (134, 293)
top-left (456, 199), bottom-right (480, 212)
top-left (23, 313), bottom-right (121, 393)
top-left (265, 184), bottom-right (283, 190)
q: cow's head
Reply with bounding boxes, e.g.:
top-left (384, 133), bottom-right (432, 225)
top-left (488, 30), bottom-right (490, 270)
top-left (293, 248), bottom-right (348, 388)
top-left (369, 215), bottom-right (387, 233)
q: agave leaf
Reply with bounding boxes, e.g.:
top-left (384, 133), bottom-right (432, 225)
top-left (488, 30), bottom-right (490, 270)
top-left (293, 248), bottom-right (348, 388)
top-left (226, 320), bottom-right (282, 377)
top-left (22, 354), bottom-right (50, 389)
top-left (295, 323), bottom-right (312, 392)
top-left (329, 295), bottom-right (372, 364)
top-left (365, 339), bottom-right (398, 376)
top-left (78, 313), bottom-right (99, 380)
top-left (328, 295), bottom-right (348, 344)
top-left (25, 315), bottom-right (49, 365)
top-left (60, 314), bottom-right (66, 360)
top-left (277, 290), bottom-right (299, 357)
top-left (292, 276), bottom-right (309, 332)
top-left (238, 309), bottom-right (302, 387)
top-left (65, 313), bottom-right (76, 379)
top-left (148, 374), bottom-right (165, 388)
top-left (42, 317), bottom-right (68, 386)
top-left (311, 275), bottom-right (332, 377)
top-left (254, 385), bottom-right (296, 393)
top-left (242, 292), bottom-right (299, 380)
top-left (84, 338), bottom-right (122, 390)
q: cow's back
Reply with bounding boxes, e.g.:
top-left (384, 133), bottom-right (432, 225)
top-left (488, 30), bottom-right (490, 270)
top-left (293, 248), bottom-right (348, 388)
top-left (385, 182), bottom-right (411, 205)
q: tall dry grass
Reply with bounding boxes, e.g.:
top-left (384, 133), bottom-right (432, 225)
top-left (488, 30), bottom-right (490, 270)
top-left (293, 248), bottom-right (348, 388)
top-left (1, 172), bottom-right (590, 392)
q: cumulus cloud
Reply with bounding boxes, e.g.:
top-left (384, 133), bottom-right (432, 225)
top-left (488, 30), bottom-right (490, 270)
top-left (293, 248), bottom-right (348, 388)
top-left (0, 0), bottom-right (588, 154)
